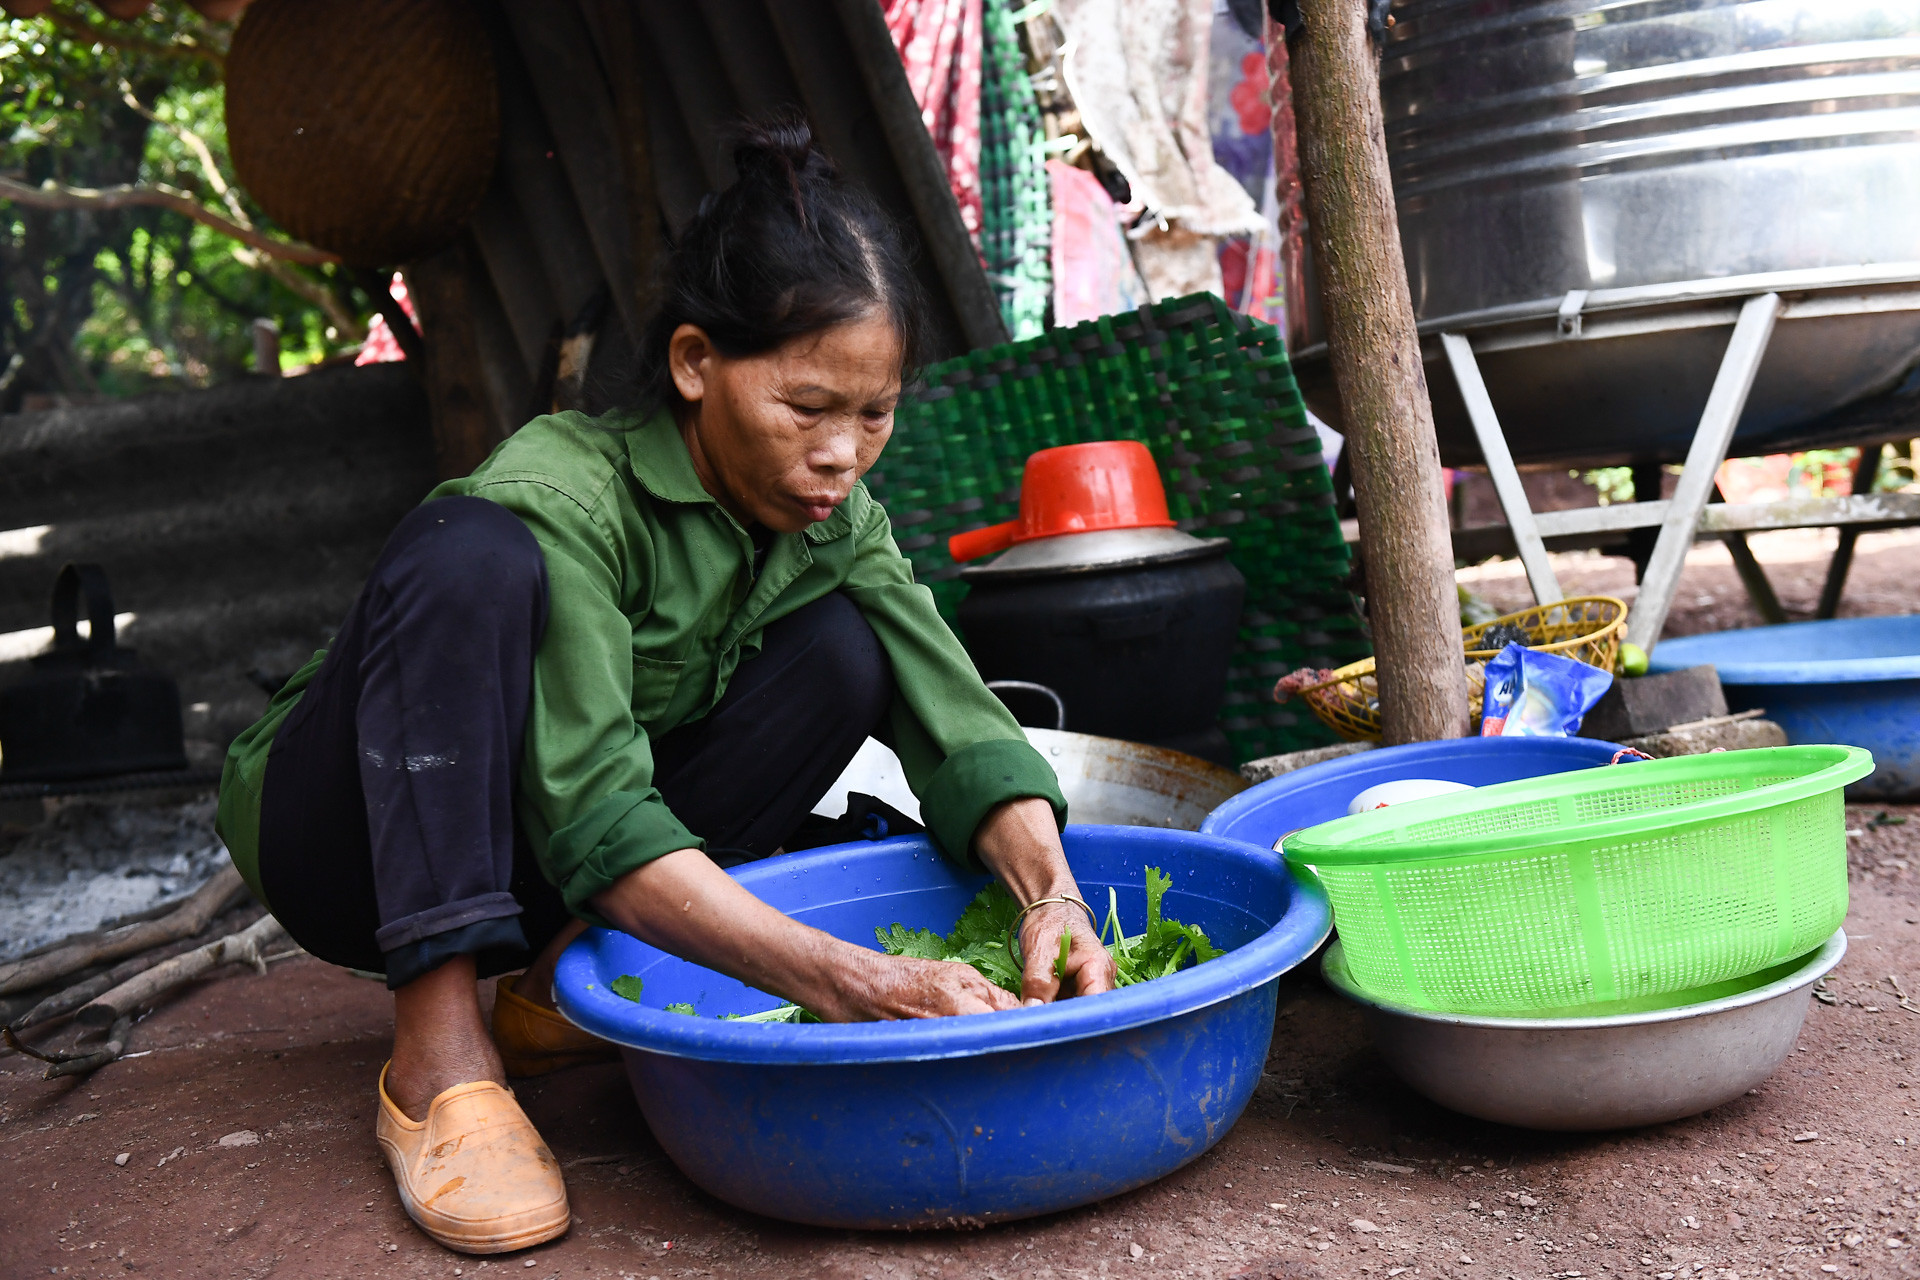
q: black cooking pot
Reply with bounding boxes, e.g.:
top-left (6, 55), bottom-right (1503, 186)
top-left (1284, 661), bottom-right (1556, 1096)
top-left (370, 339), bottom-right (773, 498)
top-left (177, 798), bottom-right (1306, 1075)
top-left (957, 527), bottom-right (1245, 764)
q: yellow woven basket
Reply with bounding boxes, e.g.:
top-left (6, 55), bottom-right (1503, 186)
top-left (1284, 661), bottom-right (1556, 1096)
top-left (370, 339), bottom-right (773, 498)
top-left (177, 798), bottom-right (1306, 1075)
top-left (1296, 596), bottom-right (1628, 742)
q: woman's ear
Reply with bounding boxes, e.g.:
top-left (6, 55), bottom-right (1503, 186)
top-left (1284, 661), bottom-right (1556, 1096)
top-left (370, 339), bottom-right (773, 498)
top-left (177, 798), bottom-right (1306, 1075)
top-left (668, 324), bottom-right (715, 406)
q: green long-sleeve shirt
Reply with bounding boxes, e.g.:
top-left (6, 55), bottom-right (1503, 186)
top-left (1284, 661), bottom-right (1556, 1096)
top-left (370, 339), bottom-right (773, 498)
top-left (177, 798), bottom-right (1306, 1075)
top-left (216, 409), bottom-right (1065, 921)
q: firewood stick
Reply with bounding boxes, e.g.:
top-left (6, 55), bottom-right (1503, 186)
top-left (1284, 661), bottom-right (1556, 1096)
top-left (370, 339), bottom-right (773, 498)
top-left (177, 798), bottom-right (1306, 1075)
top-left (0, 865), bottom-right (248, 997)
top-left (3, 1014), bottom-right (133, 1078)
top-left (44, 1017), bottom-right (133, 1080)
top-left (75, 913), bottom-right (287, 1028)
top-left (9, 923), bottom-right (250, 1033)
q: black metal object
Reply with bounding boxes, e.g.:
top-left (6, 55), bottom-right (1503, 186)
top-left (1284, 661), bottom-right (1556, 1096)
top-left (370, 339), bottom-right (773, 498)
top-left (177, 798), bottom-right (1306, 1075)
top-left (957, 550), bottom-right (1247, 765)
top-left (0, 565), bottom-right (187, 782)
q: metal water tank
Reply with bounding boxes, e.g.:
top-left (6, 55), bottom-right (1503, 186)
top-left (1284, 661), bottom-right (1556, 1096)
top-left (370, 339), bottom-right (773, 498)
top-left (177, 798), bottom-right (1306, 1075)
top-left (1294, 0), bottom-right (1920, 466)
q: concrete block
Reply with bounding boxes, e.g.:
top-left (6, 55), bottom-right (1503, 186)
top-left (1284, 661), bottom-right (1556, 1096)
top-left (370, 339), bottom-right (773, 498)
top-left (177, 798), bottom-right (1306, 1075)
top-left (1582, 664), bottom-right (1727, 741)
top-left (1620, 713), bottom-right (1788, 758)
top-left (1240, 740), bottom-right (1376, 784)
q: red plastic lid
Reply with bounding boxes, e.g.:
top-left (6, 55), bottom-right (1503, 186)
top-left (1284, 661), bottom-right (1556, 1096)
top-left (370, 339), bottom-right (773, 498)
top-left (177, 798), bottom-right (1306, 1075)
top-left (949, 441), bottom-right (1175, 561)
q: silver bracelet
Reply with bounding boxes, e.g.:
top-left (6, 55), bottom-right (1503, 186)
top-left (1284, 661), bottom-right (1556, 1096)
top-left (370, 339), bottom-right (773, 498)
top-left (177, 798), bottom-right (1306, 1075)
top-left (1004, 893), bottom-right (1098, 969)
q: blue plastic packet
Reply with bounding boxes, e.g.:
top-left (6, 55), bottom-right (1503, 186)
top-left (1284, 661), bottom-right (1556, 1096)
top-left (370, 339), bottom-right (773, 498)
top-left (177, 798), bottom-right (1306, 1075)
top-left (1479, 642), bottom-right (1615, 737)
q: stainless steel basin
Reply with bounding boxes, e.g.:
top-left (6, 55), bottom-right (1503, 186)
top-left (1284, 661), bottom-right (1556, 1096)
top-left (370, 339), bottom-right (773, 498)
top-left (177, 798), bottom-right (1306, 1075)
top-left (813, 730), bottom-right (1248, 832)
top-left (1321, 929), bottom-right (1847, 1131)
top-left (1295, 1), bottom-right (1920, 466)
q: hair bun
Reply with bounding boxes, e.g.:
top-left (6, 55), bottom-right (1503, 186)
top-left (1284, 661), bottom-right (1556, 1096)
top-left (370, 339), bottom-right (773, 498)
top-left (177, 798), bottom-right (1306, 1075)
top-left (731, 113), bottom-right (827, 183)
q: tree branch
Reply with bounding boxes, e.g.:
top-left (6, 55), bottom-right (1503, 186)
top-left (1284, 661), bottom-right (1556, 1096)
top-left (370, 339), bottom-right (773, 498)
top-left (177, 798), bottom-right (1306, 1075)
top-left (113, 81), bottom-right (367, 341)
top-left (45, 4), bottom-right (225, 71)
top-left (0, 176), bottom-right (340, 265)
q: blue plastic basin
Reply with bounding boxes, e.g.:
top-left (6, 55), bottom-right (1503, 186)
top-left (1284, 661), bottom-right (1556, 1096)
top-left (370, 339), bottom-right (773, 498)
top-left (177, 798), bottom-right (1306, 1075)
top-left (553, 826), bottom-right (1331, 1229)
top-left (1199, 736), bottom-right (1624, 847)
top-left (1649, 615), bottom-right (1920, 799)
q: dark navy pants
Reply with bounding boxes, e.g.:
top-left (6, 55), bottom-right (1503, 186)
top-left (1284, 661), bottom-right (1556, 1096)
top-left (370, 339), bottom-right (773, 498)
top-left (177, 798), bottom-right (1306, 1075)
top-left (257, 497), bottom-right (892, 988)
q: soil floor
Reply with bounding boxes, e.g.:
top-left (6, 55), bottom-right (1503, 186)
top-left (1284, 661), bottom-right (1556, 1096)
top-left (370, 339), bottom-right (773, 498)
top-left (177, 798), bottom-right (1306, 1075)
top-left (1454, 526), bottom-right (1919, 640)
top-left (0, 806), bottom-right (1914, 1280)
top-left (4, 539), bottom-right (1915, 1280)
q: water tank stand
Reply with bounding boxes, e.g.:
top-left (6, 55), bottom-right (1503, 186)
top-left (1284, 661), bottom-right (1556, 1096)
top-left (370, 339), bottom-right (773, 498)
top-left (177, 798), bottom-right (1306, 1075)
top-left (1439, 292), bottom-right (1920, 653)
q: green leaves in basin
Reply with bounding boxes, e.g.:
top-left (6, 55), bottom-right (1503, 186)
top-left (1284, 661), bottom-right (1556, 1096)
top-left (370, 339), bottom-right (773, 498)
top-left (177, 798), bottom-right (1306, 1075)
top-left (606, 868), bottom-right (1220, 1022)
top-left (876, 866), bottom-right (1221, 993)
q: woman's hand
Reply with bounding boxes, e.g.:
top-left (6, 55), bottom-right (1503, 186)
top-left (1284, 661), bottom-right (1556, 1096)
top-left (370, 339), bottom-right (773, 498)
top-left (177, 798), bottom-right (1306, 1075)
top-left (804, 954), bottom-right (1020, 1021)
top-left (973, 797), bottom-right (1118, 1005)
top-left (590, 848), bottom-right (1019, 1022)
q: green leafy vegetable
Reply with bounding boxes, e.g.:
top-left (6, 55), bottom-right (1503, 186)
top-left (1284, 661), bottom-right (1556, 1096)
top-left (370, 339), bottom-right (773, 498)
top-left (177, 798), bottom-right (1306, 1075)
top-left (874, 867), bottom-right (1221, 993)
top-left (1099, 866), bottom-right (1224, 987)
top-left (720, 1003), bottom-right (820, 1023)
top-left (612, 869), bottom-right (1221, 1024)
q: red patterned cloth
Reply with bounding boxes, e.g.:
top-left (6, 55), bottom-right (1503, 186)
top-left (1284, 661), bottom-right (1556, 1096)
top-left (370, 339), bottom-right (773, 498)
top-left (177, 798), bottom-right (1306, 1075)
top-left (882, 0), bottom-right (983, 243)
top-left (354, 273), bottom-right (415, 365)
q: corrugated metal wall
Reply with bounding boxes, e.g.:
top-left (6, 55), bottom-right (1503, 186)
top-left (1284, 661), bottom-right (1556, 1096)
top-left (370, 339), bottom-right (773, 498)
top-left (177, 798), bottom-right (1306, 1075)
top-left (438, 0), bottom-right (1006, 452)
top-left (0, 2), bottom-right (996, 772)
top-left (0, 365), bottom-right (435, 768)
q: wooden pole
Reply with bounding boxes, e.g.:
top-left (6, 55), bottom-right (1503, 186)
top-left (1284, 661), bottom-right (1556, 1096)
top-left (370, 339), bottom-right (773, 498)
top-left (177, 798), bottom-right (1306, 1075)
top-left (1286, 0), bottom-right (1468, 743)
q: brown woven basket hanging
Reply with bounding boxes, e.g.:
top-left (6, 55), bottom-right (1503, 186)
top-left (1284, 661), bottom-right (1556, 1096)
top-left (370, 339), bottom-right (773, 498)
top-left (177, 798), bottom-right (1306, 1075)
top-left (1296, 596), bottom-right (1628, 742)
top-left (225, 0), bottom-right (498, 267)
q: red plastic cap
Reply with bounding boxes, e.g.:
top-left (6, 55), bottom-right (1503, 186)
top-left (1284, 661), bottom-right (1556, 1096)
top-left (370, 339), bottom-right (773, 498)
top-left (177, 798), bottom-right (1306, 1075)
top-left (1016, 441), bottom-right (1173, 540)
top-left (948, 440), bottom-right (1175, 560)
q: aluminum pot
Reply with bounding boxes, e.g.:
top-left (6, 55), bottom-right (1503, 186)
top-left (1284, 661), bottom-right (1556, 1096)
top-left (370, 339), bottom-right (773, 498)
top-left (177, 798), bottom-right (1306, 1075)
top-left (1321, 929), bottom-right (1847, 1131)
top-left (813, 728), bottom-right (1248, 833)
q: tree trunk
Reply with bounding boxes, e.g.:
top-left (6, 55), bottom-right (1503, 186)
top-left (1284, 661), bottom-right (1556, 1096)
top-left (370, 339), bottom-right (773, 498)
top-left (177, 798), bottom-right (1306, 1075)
top-left (406, 242), bottom-right (508, 479)
top-left (1287, 0), bottom-right (1468, 744)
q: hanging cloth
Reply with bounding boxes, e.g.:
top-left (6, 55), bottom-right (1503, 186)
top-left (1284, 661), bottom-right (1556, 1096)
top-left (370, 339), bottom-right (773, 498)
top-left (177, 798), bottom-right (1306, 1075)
top-left (1055, 0), bottom-right (1264, 300)
top-left (882, 0), bottom-right (986, 244)
top-left (1048, 159), bottom-right (1148, 327)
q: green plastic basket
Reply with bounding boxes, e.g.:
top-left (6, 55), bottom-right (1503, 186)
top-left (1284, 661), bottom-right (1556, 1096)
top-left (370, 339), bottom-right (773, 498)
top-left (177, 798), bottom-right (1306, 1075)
top-left (1280, 746), bottom-right (1874, 1016)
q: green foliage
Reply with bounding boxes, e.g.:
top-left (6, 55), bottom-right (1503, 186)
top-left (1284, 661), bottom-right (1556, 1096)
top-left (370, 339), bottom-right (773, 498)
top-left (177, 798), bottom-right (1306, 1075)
top-left (876, 869), bottom-right (1223, 994)
top-left (0, 6), bottom-right (366, 406)
top-left (721, 1004), bottom-right (820, 1024)
top-left (663, 1002), bottom-right (698, 1016)
top-left (1874, 442), bottom-right (1919, 493)
top-left (1100, 867), bottom-right (1224, 987)
top-left (615, 871), bottom-right (1224, 1024)
top-left (1579, 466), bottom-right (1637, 506)
top-left (872, 924), bottom-right (947, 961)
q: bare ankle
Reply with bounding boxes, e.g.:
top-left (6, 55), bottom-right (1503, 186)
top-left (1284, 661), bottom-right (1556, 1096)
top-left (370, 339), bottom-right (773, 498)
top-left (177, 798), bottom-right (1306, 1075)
top-left (387, 955), bottom-right (507, 1122)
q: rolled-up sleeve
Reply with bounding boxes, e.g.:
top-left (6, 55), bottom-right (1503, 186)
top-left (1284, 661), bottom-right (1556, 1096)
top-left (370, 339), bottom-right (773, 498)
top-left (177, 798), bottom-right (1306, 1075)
top-left (838, 491), bottom-right (1067, 867)
top-left (473, 475), bottom-right (703, 920)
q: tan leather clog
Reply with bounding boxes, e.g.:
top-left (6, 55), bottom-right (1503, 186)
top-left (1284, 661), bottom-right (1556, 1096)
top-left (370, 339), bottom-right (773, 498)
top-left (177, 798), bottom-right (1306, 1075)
top-left (375, 1063), bottom-right (570, 1254)
top-left (492, 972), bottom-right (620, 1077)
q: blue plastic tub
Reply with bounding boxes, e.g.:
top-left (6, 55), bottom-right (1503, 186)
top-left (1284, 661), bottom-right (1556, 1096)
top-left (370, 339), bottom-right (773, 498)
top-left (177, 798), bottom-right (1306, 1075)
top-left (1649, 615), bottom-right (1920, 799)
top-left (1200, 736), bottom-right (1624, 848)
top-left (553, 826), bottom-right (1331, 1229)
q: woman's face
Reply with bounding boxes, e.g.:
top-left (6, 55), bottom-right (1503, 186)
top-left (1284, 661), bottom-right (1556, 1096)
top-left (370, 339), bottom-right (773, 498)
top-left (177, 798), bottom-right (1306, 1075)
top-left (670, 312), bottom-right (902, 534)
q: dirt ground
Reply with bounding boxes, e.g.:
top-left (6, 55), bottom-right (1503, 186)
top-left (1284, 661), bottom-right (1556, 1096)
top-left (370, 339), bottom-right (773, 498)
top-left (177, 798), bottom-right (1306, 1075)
top-left (3, 537), bottom-right (1915, 1280)
top-left (0, 805), bottom-right (1913, 1280)
top-left (1454, 526), bottom-right (1920, 641)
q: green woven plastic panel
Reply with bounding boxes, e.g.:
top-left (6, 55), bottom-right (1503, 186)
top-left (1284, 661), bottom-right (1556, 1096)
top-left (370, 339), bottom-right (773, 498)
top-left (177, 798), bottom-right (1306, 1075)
top-left (979, 0), bottom-right (1049, 340)
top-left (868, 292), bottom-right (1370, 763)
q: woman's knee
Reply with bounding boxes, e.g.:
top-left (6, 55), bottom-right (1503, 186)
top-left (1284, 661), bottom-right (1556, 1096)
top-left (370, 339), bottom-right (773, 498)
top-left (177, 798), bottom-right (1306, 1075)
top-left (375, 497), bottom-right (548, 624)
top-left (790, 593), bottom-right (891, 723)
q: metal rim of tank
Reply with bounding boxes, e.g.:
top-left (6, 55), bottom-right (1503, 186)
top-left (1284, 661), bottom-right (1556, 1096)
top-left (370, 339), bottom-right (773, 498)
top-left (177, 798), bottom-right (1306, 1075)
top-left (1294, 260), bottom-right (1920, 365)
top-left (1292, 261), bottom-right (1920, 465)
